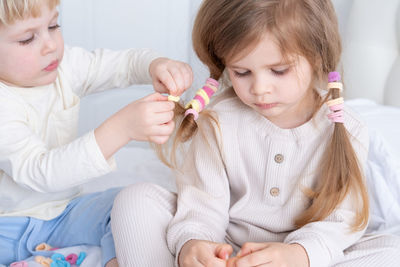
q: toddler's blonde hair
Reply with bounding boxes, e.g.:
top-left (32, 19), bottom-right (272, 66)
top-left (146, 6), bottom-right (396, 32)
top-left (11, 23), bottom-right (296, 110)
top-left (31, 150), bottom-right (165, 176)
top-left (0, 0), bottom-right (59, 25)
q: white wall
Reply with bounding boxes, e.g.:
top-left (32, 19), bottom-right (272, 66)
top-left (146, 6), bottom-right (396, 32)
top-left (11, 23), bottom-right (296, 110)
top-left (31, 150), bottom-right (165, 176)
top-left (60, 0), bottom-right (206, 90)
top-left (59, 0), bottom-right (207, 134)
top-left (60, 0), bottom-right (400, 116)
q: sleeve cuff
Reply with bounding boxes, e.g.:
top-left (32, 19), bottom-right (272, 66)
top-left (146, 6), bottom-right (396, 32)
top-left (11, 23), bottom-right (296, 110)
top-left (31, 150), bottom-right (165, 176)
top-left (132, 49), bottom-right (161, 84)
top-left (173, 231), bottom-right (215, 267)
top-left (86, 130), bottom-right (117, 174)
top-left (285, 232), bottom-right (334, 267)
top-left (168, 225), bottom-right (225, 267)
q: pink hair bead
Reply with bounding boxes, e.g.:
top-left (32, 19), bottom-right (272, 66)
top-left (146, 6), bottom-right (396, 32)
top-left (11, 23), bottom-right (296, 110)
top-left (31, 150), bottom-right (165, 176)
top-left (206, 78), bottom-right (219, 87)
top-left (10, 261), bottom-right (28, 267)
top-left (184, 108), bottom-right (199, 120)
top-left (66, 253), bottom-right (78, 264)
top-left (328, 71), bottom-right (341, 82)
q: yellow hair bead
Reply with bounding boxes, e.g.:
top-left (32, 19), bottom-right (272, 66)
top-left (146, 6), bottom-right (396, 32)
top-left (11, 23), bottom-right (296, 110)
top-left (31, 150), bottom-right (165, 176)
top-left (168, 95), bottom-right (180, 102)
top-left (197, 89), bottom-right (210, 105)
top-left (35, 243), bottom-right (52, 251)
top-left (326, 97), bottom-right (344, 107)
top-left (185, 99), bottom-right (201, 112)
top-left (34, 256), bottom-right (52, 267)
top-left (327, 82), bottom-right (343, 92)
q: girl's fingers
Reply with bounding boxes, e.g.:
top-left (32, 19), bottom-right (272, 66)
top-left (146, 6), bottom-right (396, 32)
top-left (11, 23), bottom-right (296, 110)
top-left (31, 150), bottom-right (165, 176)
top-left (216, 243), bottom-right (233, 260)
top-left (235, 249), bottom-right (272, 267)
top-left (238, 242), bottom-right (268, 257)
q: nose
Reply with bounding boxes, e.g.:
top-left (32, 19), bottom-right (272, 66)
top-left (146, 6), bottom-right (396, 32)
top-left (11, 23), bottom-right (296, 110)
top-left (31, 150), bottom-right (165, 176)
top-left (250, 75), bottom-right (272, 96)
top-left (41, 33), bottom-right (57, 55)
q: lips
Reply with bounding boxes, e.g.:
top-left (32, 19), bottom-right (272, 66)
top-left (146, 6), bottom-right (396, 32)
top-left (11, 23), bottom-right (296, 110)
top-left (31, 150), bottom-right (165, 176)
top-left (44, 60), bottom-right (59, 71)
top-left (255, 103), bottom-right (277, 109)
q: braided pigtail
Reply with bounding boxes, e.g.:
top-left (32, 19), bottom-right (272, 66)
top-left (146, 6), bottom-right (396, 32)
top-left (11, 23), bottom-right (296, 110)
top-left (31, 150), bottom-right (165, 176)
top-left (177, 78), bottom-right (219, 142)
top-left (295, 72), bottom-right (369, 231)
top-left (154, 78), bottom-right (220, 168)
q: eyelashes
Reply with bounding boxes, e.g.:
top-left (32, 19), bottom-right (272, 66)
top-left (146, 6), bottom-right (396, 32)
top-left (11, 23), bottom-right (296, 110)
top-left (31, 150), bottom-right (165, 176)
top-left (233, 67), bottom-right (289, 78)
top-left (49, 24), bottom-right (61, 30)
top-left (234, 70), bottom-right (250, 77)
top-left (18, 24), bottom-right (61, 46)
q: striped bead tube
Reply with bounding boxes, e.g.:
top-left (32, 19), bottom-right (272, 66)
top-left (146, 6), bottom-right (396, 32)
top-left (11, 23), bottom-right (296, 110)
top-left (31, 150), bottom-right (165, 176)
top-left (185, 78), bottom-right (219, 113)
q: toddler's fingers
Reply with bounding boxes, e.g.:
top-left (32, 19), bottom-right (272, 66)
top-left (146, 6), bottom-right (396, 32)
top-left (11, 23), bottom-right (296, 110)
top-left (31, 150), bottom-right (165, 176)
top-left (149, 120), bottom-right (175, 144)
top-left (168, 67), bottom-right (186, 95)
top-left (145, 99), bottom-right (175, 114)
top-left (141, 92), bottom-right (168, 102)
top-left (148, 110), bottom-right (174, 126)
top-left (152, 120), bottom-right (175, 136)
top-left (183, 63), bottom-right (193, 90)
top-left (156, 71), bottom-right (177, 95)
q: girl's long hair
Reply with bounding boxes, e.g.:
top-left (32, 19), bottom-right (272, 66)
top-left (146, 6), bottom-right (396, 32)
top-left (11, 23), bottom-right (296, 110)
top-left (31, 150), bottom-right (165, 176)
top-left (157, 0), bottom-right (369, 231)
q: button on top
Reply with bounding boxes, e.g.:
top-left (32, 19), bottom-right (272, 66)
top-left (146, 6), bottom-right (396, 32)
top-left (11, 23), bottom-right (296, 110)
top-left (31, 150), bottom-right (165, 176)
top-left (274, 154), bottom-right (284, 163)
top-left (270, 187), bottom-right (280, 197)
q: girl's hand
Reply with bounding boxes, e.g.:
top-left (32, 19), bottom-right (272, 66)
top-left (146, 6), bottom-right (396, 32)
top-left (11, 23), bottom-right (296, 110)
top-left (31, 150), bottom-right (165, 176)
top-left (232, 242), bottom-right (309, 267)
top-left (179, 239), bottom-right (233, 267)
top-left (149, 57), bottom-right (193, 96)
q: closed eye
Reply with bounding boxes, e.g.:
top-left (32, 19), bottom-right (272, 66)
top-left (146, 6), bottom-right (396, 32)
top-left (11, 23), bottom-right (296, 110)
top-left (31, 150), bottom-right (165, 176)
top-left (19, 36), bottom-right (34, 45)
top-left (234, 70), bottom-right (250, 77)
top-left (271, 67), bottom-right (290, 76)
top-left (49, 24), bottom-right (60, 30)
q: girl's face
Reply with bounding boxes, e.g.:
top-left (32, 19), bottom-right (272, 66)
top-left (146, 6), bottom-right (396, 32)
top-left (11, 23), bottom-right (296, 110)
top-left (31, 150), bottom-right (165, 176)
top-left (226, 32), bottom-right (315, 129)
top-left (0, 4), bottom-right (63, 87)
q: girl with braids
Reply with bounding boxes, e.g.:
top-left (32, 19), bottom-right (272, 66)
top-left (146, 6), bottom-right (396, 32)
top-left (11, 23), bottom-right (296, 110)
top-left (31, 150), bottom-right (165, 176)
top-left (111, 0), bottom-right (400, 266)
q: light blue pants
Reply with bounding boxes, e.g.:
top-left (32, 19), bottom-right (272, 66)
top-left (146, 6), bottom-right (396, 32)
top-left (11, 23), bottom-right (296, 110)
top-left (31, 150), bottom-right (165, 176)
top-left (0, 187), bottom-right (121, 266)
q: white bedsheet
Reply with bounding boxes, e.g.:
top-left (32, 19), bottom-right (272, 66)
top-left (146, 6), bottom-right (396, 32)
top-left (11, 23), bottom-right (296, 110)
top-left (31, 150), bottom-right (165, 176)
top-left (347, 99), bottom-right (400, 235)
top-left (18, 99), bottom-right (400, 266)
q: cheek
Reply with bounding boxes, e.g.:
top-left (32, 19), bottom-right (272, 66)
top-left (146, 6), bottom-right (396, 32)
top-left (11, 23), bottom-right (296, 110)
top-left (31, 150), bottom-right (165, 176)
top-left (5, 52), bottom-right (34, 72)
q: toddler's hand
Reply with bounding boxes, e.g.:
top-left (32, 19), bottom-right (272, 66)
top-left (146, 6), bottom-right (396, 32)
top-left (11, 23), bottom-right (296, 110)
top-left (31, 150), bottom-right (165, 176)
top-left (179, 239), bottom-right (232, 267)
top-left (232, 242), bottom-right (309, 267)
top-left (149, 57), bottom-right (193, 96)
top-left (95, 93), bottom-right (175, 159)
top-left (119, 93), bottom-right (175, 144)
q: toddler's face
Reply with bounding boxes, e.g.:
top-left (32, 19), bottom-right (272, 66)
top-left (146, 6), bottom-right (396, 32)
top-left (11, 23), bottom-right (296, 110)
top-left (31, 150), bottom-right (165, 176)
top-left (0, 4), bottom-right (64, 87)
top-left (226, 32), bottom-right (315, 129)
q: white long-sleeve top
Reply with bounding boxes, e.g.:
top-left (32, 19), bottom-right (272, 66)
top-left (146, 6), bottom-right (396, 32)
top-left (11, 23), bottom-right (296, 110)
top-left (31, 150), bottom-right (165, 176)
top-left (0, 46), bottom-right (158, 220)
top-left (167, 90), bottom-right (369, 267)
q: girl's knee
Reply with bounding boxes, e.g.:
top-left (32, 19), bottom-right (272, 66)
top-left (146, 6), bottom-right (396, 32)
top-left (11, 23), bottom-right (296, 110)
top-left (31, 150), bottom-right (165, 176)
top-left (113, 183), bottom-right (155, 204)
top-left (112, 183), bottom-right (175, 216)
